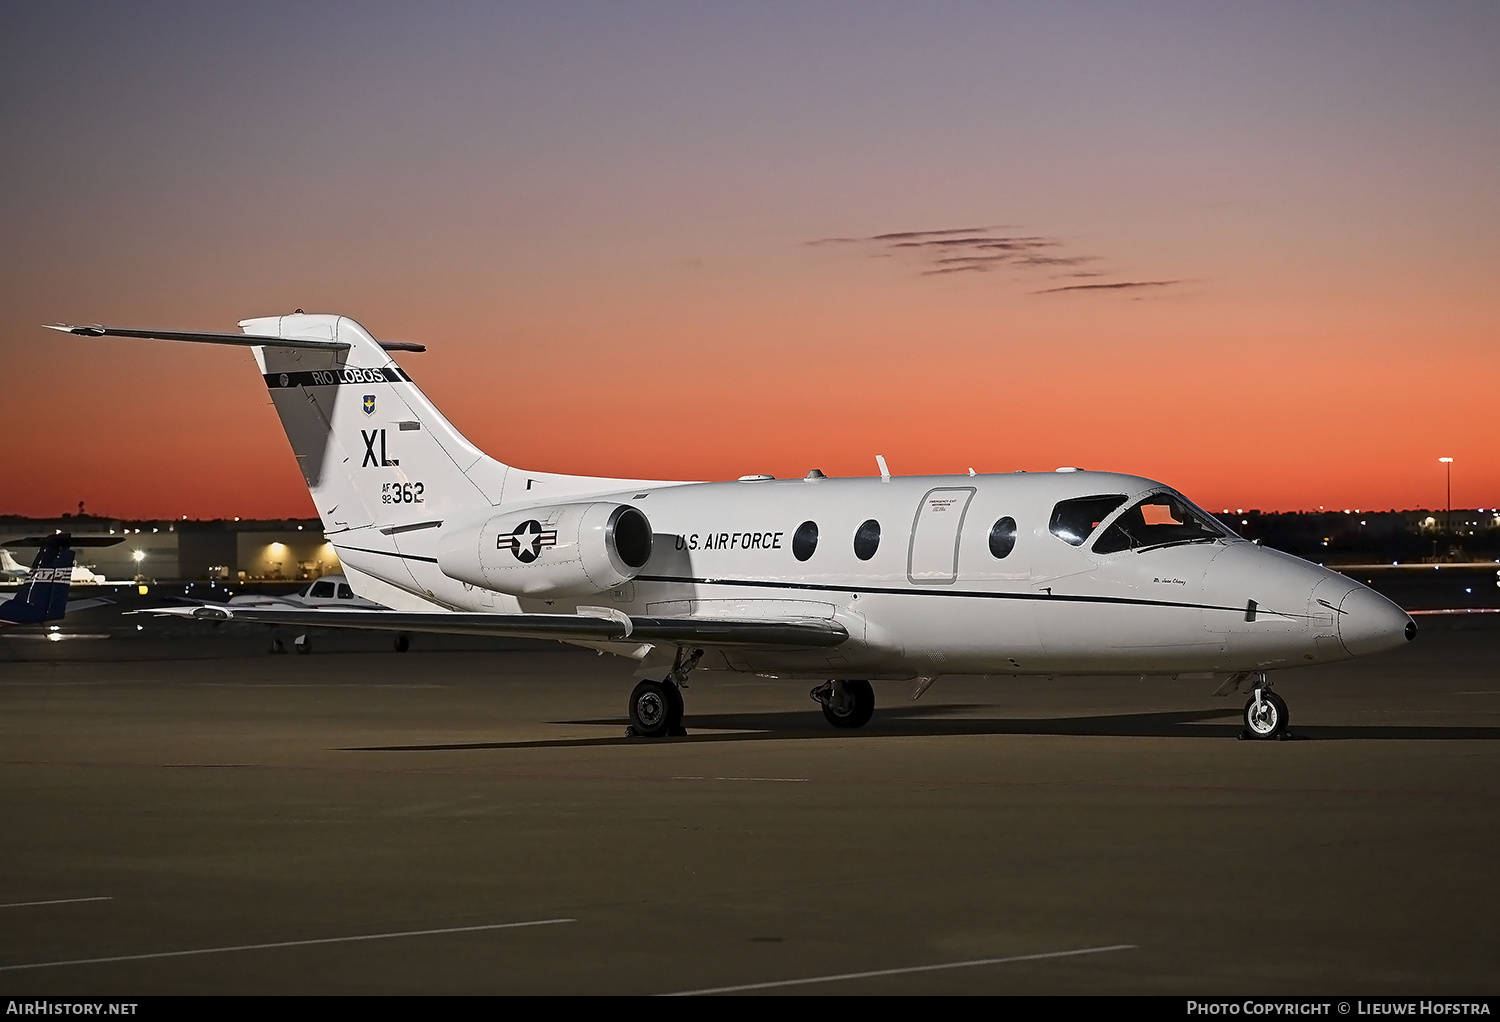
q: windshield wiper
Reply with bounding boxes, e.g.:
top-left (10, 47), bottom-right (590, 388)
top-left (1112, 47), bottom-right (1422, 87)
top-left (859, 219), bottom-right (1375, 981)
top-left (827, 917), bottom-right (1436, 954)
top-left (1133, 535), bottom-right (1220, 554)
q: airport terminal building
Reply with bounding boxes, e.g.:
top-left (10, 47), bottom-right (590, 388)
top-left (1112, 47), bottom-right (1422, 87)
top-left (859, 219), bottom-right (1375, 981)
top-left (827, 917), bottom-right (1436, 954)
top-left (0, 515), bottom-right (339, 582)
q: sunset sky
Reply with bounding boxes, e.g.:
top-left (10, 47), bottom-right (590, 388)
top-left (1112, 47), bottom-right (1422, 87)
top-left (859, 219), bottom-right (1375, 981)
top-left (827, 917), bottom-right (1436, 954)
top-left (3, 2), bottom-right (1496, 519)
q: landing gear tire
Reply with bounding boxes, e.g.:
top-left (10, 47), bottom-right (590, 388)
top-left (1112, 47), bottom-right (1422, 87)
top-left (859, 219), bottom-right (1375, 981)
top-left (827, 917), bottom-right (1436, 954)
top-left (628, 679), bottom-right (683, 739)
top-left (393, 634), bottom-right (410, 653)
top-left (1242, 690), bottom-right (1290, 740)
top-left (269, 637), bottom-right (286, 655)
top-left (293, 634), bottom-right (311, 655)
top-left (664, 680), bottom-right (687, 736)
top-left (820, 679), bottom-right (875, 729)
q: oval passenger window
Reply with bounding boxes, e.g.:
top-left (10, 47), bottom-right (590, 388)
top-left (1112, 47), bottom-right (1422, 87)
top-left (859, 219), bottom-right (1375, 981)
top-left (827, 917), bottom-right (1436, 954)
top-left (853, 519), bottom-right (881, 561)
top-left (989, 517), bottom-right (1017, 559)
top-left (792, 521), bottom-right (819, 561)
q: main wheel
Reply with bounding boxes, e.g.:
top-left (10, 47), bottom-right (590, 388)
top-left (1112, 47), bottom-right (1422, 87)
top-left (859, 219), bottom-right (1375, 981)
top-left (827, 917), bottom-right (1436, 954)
top-left (628, 679), bottom-right (674, 738)
top-left (393, 634), bottom-right (410, 653)
top-left (822, 680), bottom-right (875, 729)
top-left (1242, 690), bottom-right (1289, 740)
top-left (294, 635), bottom-right (312, 655)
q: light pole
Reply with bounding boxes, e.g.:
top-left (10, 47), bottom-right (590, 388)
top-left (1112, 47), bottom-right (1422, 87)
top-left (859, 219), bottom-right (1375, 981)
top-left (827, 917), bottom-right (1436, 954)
top-left (1439, 457), bottom-right (1453, 536)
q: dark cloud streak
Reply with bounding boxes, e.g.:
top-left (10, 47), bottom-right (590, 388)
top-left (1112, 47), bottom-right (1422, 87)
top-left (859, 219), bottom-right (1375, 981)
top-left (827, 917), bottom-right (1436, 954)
top-left (1032, 280), bottom-right (1182, 294)
top-left (807, 225), bottom-right (1175, 291)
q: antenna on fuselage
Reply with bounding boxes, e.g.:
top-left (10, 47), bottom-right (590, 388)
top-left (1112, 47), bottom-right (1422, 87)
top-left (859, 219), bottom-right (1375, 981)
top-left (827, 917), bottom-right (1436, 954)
top-left (875, 454), bottom-right (890, 482)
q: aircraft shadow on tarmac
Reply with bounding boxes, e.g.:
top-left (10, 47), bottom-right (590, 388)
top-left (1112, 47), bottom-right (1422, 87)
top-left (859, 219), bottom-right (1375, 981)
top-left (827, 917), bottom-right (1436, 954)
top-left (346, 704), bottom-right (1500, 752)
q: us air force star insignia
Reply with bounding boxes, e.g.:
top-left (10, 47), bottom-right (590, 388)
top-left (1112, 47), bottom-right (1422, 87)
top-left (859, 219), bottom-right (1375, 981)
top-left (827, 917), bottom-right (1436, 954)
top-left (362, 394), bottom-right (376, 415)
top-left (279, 373), bottom-right (289, 387)
top-left (495, 519), bottom-right (558, 563)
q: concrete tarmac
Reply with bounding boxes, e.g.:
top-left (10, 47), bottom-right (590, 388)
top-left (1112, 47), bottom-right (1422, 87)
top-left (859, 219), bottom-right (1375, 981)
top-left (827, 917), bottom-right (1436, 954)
top-left (1, 620), bottom-right (1497, 995)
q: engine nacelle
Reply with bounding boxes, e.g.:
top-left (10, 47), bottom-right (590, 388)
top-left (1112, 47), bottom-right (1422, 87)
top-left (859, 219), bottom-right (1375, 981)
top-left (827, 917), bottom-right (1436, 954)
top-left (437, 502), bottom-right (654, 599)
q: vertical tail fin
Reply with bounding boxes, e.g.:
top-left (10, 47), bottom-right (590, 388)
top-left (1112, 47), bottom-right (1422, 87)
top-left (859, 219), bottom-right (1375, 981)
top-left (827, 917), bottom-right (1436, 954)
top-left (0, 534), bottom-right (75, 625)
top-left (246, 313), bottom-right (512, 533)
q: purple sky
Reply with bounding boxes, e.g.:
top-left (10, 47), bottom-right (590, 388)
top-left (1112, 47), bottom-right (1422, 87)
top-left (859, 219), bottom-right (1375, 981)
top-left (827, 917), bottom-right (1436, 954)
top-left (3, 2), bottom-right (1497, 517)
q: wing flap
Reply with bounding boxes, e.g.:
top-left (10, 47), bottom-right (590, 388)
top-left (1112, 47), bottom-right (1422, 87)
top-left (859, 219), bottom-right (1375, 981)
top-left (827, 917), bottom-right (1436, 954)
top-left (141, 606), bottom-right (848, 649)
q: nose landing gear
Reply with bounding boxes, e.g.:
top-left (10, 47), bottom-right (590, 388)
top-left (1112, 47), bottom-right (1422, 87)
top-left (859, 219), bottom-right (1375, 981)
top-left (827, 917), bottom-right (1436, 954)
top-left (1240, 674), bottom-right (1291, 740)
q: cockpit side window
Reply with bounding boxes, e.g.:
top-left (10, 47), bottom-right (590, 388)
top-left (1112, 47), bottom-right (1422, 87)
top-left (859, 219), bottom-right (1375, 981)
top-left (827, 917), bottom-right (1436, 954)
top-left (1049, 495), bottom-right (1128, 547)
top-left (1092, 493), bottom-right (1231, 554)
top-left (309, 580), bottom-right (337, 599)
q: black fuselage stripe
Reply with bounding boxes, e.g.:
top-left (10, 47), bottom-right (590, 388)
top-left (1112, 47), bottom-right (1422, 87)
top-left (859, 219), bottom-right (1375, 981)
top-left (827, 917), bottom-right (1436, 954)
top-left (336, 544), bottom-right (439, 564)
top-left (632, 573), bottom-right (1294, 618)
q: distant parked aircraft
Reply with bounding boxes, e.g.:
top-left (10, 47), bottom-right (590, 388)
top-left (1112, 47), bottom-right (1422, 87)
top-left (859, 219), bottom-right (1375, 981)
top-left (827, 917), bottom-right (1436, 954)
top-left (0, 534), bottom-right (114, 628)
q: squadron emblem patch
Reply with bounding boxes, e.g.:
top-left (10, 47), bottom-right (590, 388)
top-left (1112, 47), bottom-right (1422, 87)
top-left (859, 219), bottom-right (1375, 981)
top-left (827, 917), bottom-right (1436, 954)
top-left (362, 394), bottom-right (376, 415)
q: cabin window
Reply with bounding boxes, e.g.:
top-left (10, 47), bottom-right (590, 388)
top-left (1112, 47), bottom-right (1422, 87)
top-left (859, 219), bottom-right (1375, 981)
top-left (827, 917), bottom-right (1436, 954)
top-left (853, 519), bottom-right (881, 560)
top-left (336, 584), bottom-right (354, 599)
top-left (793, 521), bottom-right (819, 561)
top-left (309, 580), bottom-right (337, 599)
top-left (1049, 494), bottom-right (1127, 547)
top-left (988, 517), bottom-right (1017, 558)
top-left (1092, 493), bottom-right (1231, 554)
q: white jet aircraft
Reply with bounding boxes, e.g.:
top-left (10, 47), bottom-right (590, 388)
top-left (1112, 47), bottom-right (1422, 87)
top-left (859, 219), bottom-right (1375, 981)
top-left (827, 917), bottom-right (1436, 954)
top-left (49, 314), bottom-right (1415, 740)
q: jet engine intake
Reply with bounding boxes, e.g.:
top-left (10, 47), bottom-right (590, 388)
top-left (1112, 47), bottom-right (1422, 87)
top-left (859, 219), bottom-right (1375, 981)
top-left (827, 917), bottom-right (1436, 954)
top-left (437, 502), bottom-right (653, 598)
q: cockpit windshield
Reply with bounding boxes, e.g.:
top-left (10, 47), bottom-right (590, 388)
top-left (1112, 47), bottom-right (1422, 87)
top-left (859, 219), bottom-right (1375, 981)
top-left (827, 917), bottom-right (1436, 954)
top-left (1091, 492), bottom-right (1233, 554)
top-left (1049, 494), bottom-right (1129, 546)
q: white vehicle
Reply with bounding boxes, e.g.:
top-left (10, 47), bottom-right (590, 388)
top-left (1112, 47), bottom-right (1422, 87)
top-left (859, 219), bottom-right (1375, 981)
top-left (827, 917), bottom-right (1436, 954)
top-left (53, 314), bottom-right (1415, 739)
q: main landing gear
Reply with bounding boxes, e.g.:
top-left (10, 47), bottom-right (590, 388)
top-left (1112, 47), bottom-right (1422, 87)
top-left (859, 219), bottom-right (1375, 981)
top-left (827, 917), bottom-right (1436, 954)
top-left (625, 648), bottom-right (701, 739)
top-left (1239, 673), bottom-right (1291, 741)
top-left (811, 680), bottom-right (875, 729)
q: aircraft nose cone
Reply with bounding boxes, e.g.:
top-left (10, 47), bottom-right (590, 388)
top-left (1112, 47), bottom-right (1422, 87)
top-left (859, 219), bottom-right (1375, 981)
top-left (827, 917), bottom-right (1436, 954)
top-left (1338, 586), bottom-right (1416, 657)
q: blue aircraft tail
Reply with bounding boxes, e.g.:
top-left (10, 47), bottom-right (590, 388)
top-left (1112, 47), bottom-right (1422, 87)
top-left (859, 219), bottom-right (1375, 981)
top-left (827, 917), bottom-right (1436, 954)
top-left (0, 534), bottom-right (76, 625)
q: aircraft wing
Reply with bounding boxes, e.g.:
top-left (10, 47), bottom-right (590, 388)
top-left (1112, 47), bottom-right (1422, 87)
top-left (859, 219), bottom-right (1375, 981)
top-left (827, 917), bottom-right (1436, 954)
top-left (140, 605), bottom-right (849, 649)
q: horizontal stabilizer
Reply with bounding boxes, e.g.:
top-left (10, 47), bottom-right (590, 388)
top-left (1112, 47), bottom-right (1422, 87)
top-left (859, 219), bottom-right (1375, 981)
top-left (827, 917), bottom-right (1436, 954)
top-left (47, 323), bottom-right (349, 351)
top-left (46, 323), bottom-right (424, 353)
top-left (140, 606), bottom-right (849, 650)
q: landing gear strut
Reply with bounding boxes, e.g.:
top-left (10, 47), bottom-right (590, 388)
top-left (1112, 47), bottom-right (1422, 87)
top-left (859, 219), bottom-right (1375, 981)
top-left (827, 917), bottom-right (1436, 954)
top-left (1240, 674), bottom-right (1291, 740)
top-left (625, 647), bottom-right (700, 739)
top-left (811, 680), bottom-right (875, 729)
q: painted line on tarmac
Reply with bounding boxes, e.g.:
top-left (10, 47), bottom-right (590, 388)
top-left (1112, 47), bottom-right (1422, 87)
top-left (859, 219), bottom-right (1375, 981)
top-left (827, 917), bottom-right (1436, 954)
top-left (0, 918), bottom-right (575, 971)
top-left (663, 943), bottom-right (1137, 995)
top-left (0, 897), bottom-right (112, 910)
top-left (671, 776), bottom-right (810, 782)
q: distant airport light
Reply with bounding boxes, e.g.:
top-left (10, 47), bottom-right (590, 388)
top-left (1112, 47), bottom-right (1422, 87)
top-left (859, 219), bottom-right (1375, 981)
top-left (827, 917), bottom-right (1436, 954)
top-left (131, 550), bottom-right (144, 563)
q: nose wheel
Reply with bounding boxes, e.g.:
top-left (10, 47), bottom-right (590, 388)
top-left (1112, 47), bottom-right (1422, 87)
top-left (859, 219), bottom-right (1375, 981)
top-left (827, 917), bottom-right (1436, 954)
top-left (1241, 683), bottom-right (1291, 740)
